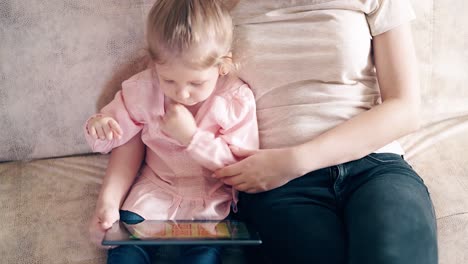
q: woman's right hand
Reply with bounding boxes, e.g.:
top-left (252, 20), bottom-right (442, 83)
top-left (87, 115), bottom-right (123, 140)
top-left (214, 147), bottom-right (304, 193)
top-left (88, 205), bottom-right (120, 248)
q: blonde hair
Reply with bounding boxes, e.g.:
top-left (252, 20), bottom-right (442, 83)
top-left (146, 0), bottom-right (234, 69)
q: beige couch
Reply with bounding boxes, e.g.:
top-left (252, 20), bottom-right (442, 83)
top-left (1, 0), bottom-right (467, 263)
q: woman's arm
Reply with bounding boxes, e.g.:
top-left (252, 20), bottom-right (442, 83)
top-left (214, 24), bottom-right (420, 193)
top-left (293, 23), bottom-right (420, 173)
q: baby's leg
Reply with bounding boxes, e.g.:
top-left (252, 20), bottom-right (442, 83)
top-left (178, 245), bottom-right (222, 264)
top-left (107, 210), bottom-right (158, 264)
top-left (107, 245), bottom-right (154, 264)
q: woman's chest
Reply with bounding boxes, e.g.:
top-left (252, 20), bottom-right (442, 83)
top-left (232, 1), bottom-right (375, 97)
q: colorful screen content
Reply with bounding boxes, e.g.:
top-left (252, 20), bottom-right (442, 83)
top-left (125, 221), bottom-right (231, 240)
top-left (102, 220), bottom-right (261, 245)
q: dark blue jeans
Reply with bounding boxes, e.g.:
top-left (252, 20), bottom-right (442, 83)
top-left (239, 153), bottom-right (438, 264)
top-left (107, 211), bottom-right (222, 264)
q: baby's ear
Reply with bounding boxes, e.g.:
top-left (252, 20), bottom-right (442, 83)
top-left (219, 52), bottom-right (233, 75)
top-left (219, 63), bottom-right (230, 75)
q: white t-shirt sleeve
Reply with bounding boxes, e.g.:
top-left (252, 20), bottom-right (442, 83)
top-left (366, 0), bottom-right (416, 36)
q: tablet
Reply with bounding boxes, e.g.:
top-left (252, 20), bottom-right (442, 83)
top-left (102, 220), bottom-right (262, 246)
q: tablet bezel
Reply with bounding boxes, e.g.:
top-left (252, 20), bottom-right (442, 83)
top-left (102, 219), bottom-right (262, 246)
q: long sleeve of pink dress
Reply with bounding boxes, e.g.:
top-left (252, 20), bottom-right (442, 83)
top-left (84, 69), bottom-right (259, 220)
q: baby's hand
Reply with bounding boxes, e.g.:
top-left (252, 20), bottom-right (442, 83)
top-left (159, 103), bottom-right (197, 146)
top-left (89, 205), bottom-right (119, 249)
top-left (88, 115), bottom-right (123, 140)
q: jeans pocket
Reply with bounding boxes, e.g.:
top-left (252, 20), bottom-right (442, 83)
top-left (363, 153), bottom-right (427, 185)
top-left (364, 153), bottom-right (403, 164)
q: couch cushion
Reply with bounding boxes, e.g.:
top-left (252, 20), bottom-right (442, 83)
top-left (0, 155), bottom-right (247, 264)
top-left (0, 155), bottom-right (107, 263)
top-left (406, 131), bottom-right (468, 264)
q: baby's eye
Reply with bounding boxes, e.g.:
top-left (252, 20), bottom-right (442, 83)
top-left (190, 81), bottom-right (205, 87)
top-left (164, 79), bottom-right (174, 84)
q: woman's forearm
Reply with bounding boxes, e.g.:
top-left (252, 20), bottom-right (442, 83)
top-left (97, 132), bottom-right (145, 209)
top-left (291, 98), bottom-right (420, 176)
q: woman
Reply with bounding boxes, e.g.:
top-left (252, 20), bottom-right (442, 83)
top-left (213, 0), bottom-right (438, 263)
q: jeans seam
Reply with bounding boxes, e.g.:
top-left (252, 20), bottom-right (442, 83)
top-left (333, 165), bottom-right (344, 204)
top-left (364, 154), bottom-right (402, 164)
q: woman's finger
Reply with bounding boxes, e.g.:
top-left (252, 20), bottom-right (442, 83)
top-left (214, 162), bottom-right (242, 179)
top-left (221, 175), bottom-right (245, 186)
top-left (244, 187), bottom-right (259, 194)
top-left (233, 182), bottom-right (251, 192)
top-left (230, 146), bottom-right (257, 158)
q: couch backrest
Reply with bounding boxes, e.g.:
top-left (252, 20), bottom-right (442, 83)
top-left (1, 0), bottom-right (467, 162)
top-left (398, 0), bottom-right (468, 159)
top-left (1, 1), bottom-right (149, 161)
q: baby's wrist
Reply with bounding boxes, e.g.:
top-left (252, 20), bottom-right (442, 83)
top-left (96, 201), bottom-right (120, 213)
top-left (97, 194), bottom-right (121, 210)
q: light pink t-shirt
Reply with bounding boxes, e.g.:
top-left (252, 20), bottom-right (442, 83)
top-left (230, 0), bottom-right (415, 154)
top-left (85, 69), bottom-right (259, 220)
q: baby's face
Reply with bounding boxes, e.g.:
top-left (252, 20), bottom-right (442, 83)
top-left (155, 59), bottom-right (220, 106)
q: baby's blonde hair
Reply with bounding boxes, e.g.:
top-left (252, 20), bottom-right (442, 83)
top-left (147, 0), bottom-right (233, 69)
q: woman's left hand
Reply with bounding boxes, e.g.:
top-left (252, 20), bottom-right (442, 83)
top-left (213, 146), bottom-right (303, 193)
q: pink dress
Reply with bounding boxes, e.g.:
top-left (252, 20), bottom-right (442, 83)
top-left (84, 68), bottom-right (259, 220)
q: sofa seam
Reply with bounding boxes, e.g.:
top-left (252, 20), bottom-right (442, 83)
top-left (436, 212), bottom-right (468, 221)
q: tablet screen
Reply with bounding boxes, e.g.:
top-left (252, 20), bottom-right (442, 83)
top-left (102, 220), bottom-right (262, 246)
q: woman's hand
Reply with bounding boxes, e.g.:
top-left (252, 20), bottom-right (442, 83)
top-left (88, 204), bottom-right (120, 249)
top-left (87, 115), bottom-right (123, 140)
top-left (159, 103), bottom-right (197, 146)
top-left (213, 146), bottom-right (305, 193)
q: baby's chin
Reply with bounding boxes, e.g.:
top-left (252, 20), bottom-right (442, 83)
top-left (168, 95), bottom-right (209, 106)
top-left (178, 100), bottom-right (199, 106)
top-left (176, 100), bottom-right (202, 107)
top-left (176, 97), bottom-right (209, 106)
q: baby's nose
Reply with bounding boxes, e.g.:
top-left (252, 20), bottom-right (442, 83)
top-left (177, 89), bottom-right (190, 99)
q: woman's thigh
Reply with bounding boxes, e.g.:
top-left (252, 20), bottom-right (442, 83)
top-left (343, 154), bottom-right (438, 264)
top-left (239, 167), bottom-right (346, 264)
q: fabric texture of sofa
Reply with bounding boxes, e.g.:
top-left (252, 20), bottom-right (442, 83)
top-left (1, 0), bottom-right (467, 263)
